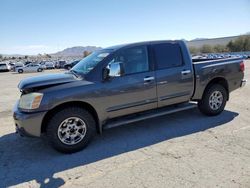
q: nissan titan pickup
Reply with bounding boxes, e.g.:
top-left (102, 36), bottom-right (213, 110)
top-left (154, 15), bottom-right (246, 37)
top-left (13, 40), bottom-right (246, 153)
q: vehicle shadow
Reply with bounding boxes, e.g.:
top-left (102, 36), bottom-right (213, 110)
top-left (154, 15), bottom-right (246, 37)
top-left (0, 108), bottom-right (238, 187)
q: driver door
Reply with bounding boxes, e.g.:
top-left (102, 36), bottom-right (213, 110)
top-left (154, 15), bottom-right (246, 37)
top-left (101, 45), bottom-right (157, 118)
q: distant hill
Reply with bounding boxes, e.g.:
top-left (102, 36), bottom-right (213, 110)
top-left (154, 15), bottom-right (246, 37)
top-left (187, 35), bottom-right (250, 48)
top-left (190, 38), bottom-right (208, 41)
top-left (2, 34), bottom-right (249, 57)
top-left (52, 46), bottom-right (102, 57)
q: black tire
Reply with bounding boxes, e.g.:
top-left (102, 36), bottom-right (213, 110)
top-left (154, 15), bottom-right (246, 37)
top-left (18, 69), bottom-right (23, 73)
top-left (37, 68), bottom-right (42, 72)
top-left (198, 84), bottom-right (227, 116)
top-left (46, 107), bottom-right (96, 153)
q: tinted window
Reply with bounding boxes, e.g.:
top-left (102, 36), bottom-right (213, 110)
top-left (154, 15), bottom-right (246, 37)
top-left (153, 43), bottom-right (183, 69)
top-left (110, 46), bottom-right (149, 75)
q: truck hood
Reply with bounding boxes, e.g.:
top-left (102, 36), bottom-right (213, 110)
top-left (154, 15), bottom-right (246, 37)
top-left (18, 72), bottom-right (80, 91)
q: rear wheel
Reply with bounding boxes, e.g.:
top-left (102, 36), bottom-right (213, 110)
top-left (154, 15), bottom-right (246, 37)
top-left (198, 84), bottom-right (227, 116)
top-left (18, 69), bottom-right (23, 73)
top-left (37, 68), bottom-right (42, 72)
top-left (46, 107), bottom-right (96, 153)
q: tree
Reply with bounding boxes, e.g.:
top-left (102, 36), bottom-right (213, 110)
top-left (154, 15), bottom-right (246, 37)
top-left (227, 41), bottom-right (235, 52)
top-left (24, 55), bottom-right (28, 59)
top-left (188, 46), bottom-right (199, 54)
top-left (242, 36), bottom-right (250, 51)
top-left (44, 54), bottom-right (51, 58)
top-left (214, 44), bottom-right (227, 53)
top-left (200, 44), bottom-right (214, 53)
top-left (0, 54), bottom-right (2, 59)
top-left (227, 35), bottom-right (250, 52)
top-left (83, 51), bottom-right (91, 57)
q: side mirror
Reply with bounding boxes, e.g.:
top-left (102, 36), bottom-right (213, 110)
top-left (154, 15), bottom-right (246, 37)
top-left (103, 62), bottom-right (124, 80)
top-left (109, 62), bottom-right (123, 77)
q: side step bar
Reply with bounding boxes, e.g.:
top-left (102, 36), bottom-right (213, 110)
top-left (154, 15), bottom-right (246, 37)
top-left (103, 102), bottom-right (197, 129)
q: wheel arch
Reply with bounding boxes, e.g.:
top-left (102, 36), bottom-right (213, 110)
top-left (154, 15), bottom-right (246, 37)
top-left (203, 77), bottom-right (229, 100)
top-left (41, 101), bottom-right (100, 134)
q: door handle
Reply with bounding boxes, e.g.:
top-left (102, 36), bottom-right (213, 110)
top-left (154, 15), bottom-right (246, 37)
top-left (181, 70), bottom-right (191, 75)
top-left (158, 81), bottom-right (168, 85)
top-left (144, 76), bottom-right (155, 82)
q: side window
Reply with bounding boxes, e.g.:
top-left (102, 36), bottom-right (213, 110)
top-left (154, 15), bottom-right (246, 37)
top-left (153, 43), bottom-right (183, 69)
top-left (109, 46), bottom-right (149, 75)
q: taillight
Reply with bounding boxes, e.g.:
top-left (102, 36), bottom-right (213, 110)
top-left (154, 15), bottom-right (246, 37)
top-left (240, 61), bottom-right (245, 72)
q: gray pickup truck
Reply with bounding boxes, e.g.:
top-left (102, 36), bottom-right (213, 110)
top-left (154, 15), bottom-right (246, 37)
top-left (13, 40), bottom-right (246, 153)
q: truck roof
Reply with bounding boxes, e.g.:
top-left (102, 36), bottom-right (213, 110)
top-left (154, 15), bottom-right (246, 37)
top-left (104, 40), bottom-right (183, 51)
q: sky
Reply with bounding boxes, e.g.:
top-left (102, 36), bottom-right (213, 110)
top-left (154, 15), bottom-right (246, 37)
top-left (0, 0), bottom-right (250, 55)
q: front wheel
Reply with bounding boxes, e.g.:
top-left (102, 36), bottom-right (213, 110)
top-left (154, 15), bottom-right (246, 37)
top-left (198, 84), bottom-right (227, 116)
top-left (46, 107), bottom-right (96, 153)
top-left (37, 68), bottom-right (42, 72)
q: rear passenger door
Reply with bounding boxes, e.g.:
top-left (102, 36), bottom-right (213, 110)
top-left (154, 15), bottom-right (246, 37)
top-left (152, 42), bottom-right (194, 107)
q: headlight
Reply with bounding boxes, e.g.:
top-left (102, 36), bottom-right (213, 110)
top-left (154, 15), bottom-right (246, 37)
top-left (19, 93), bottom-right (43, 110)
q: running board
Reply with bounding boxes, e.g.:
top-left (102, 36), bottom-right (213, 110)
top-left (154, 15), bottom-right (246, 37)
top-left (103, 102), bottom-right (197, 129)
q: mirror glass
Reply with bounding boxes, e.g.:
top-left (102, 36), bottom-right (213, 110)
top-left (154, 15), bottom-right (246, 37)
top-left (109, 62), bottom-right (122, 77)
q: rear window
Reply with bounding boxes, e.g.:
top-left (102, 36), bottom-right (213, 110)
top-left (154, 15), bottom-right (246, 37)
top-left (152, 43), bottom-right (183, 69)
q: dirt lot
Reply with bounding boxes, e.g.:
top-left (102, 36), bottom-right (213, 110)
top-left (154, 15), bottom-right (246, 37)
top-left (0, 63), bottom-right (250, 188)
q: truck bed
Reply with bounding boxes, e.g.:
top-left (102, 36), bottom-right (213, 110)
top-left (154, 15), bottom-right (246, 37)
top-left (191, 57), bottom-right (244, 100)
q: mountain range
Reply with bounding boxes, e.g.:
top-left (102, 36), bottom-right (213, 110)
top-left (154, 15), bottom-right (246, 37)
top-left (51, 46), bottom-right (102, 57)
top-left (187, 35), bottom-right (247, 48)
top-left (2, 34), bottom-right (249, 57)
top-left (52, 35), bottom-right (249, 57)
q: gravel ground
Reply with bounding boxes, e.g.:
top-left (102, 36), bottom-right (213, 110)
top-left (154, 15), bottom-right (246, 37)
top-left (0, 62), bottom-right (250, 188)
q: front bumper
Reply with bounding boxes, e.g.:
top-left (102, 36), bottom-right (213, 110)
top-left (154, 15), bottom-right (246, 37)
top-left (13, 102), bottom-right (47, 137)
top-left (241, 79), bottom-right (247, 87)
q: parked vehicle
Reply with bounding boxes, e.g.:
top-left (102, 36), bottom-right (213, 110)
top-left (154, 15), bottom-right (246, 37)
top-left (16, 64), bottom-right (43, 73)
top-left (0, 62), bottom-right (11, 72)
top-left (8, 63), bottom-right (15, 71)
top-left (13, 62), bottom-right (24, 72)
top-left (13, 40), bottom-right (246, 153)
top-left (45, 62), bottom-right (55, 69)
top-left (64, 60), bottom-right (80, 70)
top-left (24, 61), bottom-right (32, 66)
top-left (38, 62), bottom-right (46, 69)
top-left (55, 60), bottom-right (67, 69)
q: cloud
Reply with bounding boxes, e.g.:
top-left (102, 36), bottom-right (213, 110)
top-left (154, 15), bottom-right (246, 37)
top-left (0, 45), bottom-right (64, 55)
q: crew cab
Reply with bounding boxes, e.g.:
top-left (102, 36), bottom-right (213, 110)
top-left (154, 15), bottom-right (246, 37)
top-left (13, 40), bottom-right (246, 153)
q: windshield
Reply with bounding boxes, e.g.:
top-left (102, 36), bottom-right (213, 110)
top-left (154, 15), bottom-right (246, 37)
top-left (72, 50), bottom-right (110, 74)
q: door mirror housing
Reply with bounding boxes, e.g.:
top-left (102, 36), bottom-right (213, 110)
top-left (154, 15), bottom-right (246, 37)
top-left (109, 62), bottom-right (123, 77)
top-left (103, 62), bottom-right (124, 80)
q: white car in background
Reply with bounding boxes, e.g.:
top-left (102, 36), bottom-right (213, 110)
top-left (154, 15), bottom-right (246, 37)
top-left (0, 62), bottom-right (11, 72)
top-left (16, 64), bottom-right (43, 73)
